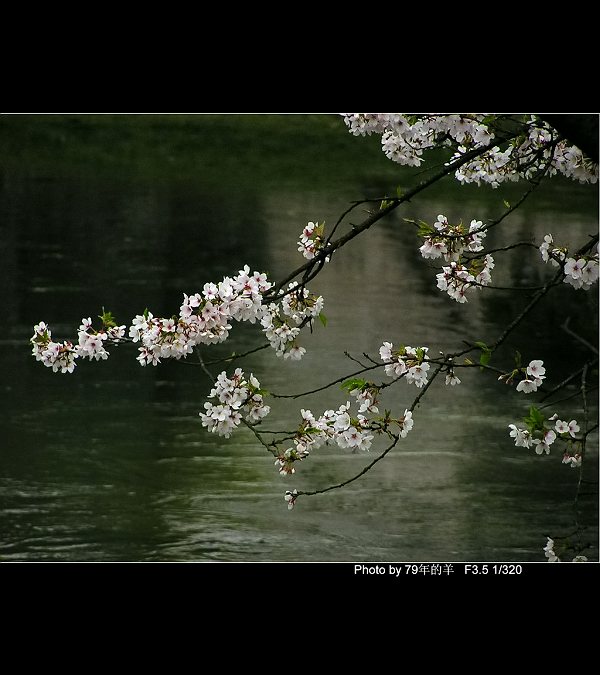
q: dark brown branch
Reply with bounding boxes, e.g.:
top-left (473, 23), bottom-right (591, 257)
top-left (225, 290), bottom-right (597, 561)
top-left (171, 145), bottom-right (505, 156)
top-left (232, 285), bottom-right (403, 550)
top-left (490, 270), bottom-right (563, 351)
top-left (539, 359), bottom-right (598, 403)
top-left (562, 317), bottom-right (599, 356)
top-left (297, 435), bottom-right (400, 497)
top-left (266, 140), bottom-right (509, 298)
top-left (271, 363), bottom-right (381, 399)
top-left (539, 114), bottom-right (599, 163)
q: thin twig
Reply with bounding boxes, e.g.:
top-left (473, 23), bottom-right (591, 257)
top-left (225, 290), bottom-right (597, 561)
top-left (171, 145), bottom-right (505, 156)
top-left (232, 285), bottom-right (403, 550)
top-left (297, 435), bottom-right (400, 497)
top-left (538, 386), bottom-right (598, 411)
top-left (490, 269), bottom-right (563, 350)
top-left (344, 351), bottom-right (371, 369)
top-left (562, 317), bottom-right (599, 356)
top-left (203, 343), bottom-right (271, 366)
top-left (539, 359), bottom-right (598, 403)
top-left (265, 140), bottom-right (511, 299)
top-left (271, 363), bottom-right (382, 399)
top-left (196, 351), bottom-right (215, 383)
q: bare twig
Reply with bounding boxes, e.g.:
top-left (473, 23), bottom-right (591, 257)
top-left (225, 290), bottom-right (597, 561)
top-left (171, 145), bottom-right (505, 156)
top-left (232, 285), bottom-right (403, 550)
top-left (539, 359), bottom-right (598, 403)
top-left (271, 363), bottom-right (381, 399)
top-left (297, 434), bottom-right (400, 497)
top-left (562, 317), bottom-right (599, 356)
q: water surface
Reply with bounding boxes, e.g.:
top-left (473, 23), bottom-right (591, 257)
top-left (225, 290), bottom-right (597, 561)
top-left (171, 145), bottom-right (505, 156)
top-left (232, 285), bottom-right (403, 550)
top-left (0, 115), bottom-right (597, 561)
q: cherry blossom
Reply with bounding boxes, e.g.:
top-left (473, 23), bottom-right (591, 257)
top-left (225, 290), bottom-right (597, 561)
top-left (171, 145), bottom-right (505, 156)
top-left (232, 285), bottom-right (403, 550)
top-left (543, 537), bottom-right (560, 562)
top-left (516, 360), bottom-right (546, 393)
top-left (275, 448), bottom-right (309, 475)
top-left (298, 221), bottom-right (329, 262)
top-left (342, 114), bottom-right (598, 185)
top-left (31, 317), bottom-right (127, 374)
top-left (199, 368), bottom-right (270, 438)
top-left (445, 373), bottom-right (461, 386)
top-left (540, 235), bottom-right (599, 291)
top-left (562, 453), bottom-right (582, 469)
top-left (380, 342), bottom-right (430, 387)
top-left (284, 489), bottom-right (298, 510)
top-left (398, 410), bottom-right (413, 438)
top-left (508, 424), bottom-right (532, 448)
top-left (533, 429), bottom-right (556, 455)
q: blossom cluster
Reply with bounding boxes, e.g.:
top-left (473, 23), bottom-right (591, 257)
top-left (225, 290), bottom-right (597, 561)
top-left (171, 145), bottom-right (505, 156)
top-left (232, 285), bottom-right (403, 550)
top-left (435, 256), bottom-right (495, 303)
top-left (33, 265), bottom-right (325, 369)
top-left (30, 318), bottom-right (126, 374)
top-left (416, 214), bottom-right (494, 303)
top-left (131, 265), bottom-right (272, 366)
top-left (275, 398), bottom-right (415, 478)
top-left (419, 215), bottom-right (487, 261)
top-left (261, 282), bottom-right (324, 360)
top-left (379, 342), bottom-right (431, 388)
top-left (342, 114), bottom-right (493, 168)
top-left (199, 368), bottom-right (270, 438)
top-left (543, 537), bottom-right (588, 563)
top-left (298, 221), bottom-right (329, 262)
top-left (516, 359), bottom-right (546, 394)
top-left (540, 234), bottom-right (599, 290)
top-left (342, 114), bottom-right (598, 185)
top-left (509, 410), bottom-right (581, 462)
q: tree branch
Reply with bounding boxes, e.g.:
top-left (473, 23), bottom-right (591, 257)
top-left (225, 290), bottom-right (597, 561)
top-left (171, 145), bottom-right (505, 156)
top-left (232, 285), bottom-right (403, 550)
top-left (266, 139), bottom-right (513, 298)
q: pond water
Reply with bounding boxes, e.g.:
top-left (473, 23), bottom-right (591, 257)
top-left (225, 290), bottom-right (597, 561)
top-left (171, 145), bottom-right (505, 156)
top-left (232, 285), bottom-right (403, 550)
top-left (0, 114), bottom-right (597, 561)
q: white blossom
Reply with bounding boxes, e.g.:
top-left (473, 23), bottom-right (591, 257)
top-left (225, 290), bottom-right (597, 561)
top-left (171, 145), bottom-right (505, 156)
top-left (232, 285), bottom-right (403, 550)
top-left (199, 369), bottom-right (270, 438)
top-left (508, 424), bottom-right (532, 448)
top-left (284, 489), bottom-right (298, 510)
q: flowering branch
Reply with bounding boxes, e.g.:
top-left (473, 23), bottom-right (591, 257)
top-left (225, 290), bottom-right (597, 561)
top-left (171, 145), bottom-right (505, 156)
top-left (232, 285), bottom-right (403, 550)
top-left (268, 139), bottom-right (509, 297)
top-left (29, 112), bottom-right (598, 563)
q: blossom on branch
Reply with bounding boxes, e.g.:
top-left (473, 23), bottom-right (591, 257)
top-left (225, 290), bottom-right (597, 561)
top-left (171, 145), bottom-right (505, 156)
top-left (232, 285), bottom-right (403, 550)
top-left (199, 368), bottom-right (270, 438)
top-left (298, 221), bottom-right (329, 262)
top-left (540, 235), bottom-right (599, 290)
top-left (343, 114), bottom-right (598, 185)
top-left (379, 342), bottom-right (430, 387)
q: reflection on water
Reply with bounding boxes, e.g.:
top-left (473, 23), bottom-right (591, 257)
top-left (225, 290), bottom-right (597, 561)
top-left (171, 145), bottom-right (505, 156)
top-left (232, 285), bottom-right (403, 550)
top-left (0, 115), bottom-right (597, 561)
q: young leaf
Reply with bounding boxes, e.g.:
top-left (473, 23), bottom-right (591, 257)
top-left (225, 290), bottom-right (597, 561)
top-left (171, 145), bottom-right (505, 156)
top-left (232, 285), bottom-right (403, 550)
top-left (474, 341), bottom-right (492, 368)
top-left (523, 405), bottom-right (545, 432)
top-left (341, 378), bottom-right (367, 392)
top-left (318, 312), bottom-right (327, 328)
top-left (99, 307), bottom-right (116, 328)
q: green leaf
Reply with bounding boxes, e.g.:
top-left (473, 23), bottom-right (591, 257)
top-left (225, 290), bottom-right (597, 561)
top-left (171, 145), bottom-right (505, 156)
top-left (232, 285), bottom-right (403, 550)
top-left (143, 308), bottom-right (150, 320)
top-left (396, 185), bottom-right (404, 198)
top-left (98, 307), bottom-right (116, 328)
top-left (523, 405), bottom-right (545, 432)
top-left (341, 378), bottom-right (367, 392)
top-left (318, 312), bottom-right (327, 328)
top-left (503, 200), bottom-right (511, 209)
top-left (474, 341), bottom-right (492, 369)
top-left (514, 350), bottom-right (522, 368)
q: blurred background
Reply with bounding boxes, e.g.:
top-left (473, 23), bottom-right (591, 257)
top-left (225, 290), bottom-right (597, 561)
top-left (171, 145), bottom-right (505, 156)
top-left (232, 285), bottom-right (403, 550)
top-left (0, 113), bottom-right (597, 561)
